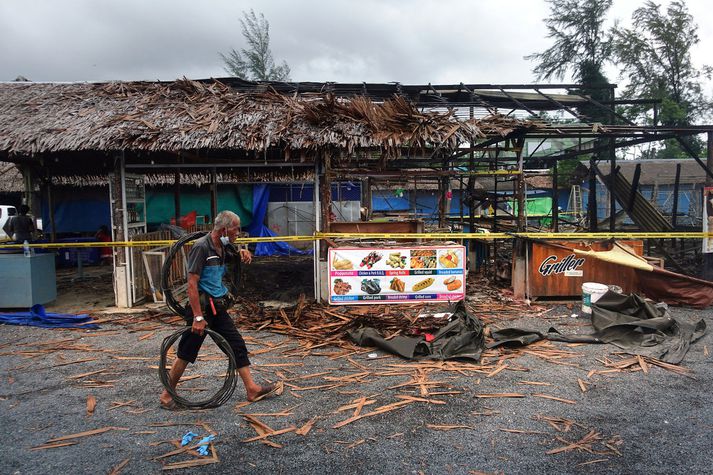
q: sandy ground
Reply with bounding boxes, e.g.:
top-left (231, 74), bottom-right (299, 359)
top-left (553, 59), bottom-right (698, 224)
top-left (1, 260), bottom-right (712, 474)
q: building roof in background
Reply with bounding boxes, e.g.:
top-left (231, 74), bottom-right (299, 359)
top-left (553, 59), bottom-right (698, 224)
top-left (590, 158), bottom-right (708, 186)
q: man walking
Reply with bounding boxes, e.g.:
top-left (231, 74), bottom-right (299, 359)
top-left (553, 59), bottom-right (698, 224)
top-left (160, 210), bottom-right (279, 409)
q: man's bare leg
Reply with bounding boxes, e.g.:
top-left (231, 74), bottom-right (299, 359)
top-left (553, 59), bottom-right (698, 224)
top-left (238, 366), bottom-right (264, 401)
top-left (160, 358), bottom-right (189, 406)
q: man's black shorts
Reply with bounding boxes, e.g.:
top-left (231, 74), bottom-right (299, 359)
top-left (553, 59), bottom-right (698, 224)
top-left (176, 306), bottom-right (250, 368)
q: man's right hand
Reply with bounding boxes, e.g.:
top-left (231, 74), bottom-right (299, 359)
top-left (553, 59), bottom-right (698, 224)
top-left (191, 318), bottom-right (207, 336)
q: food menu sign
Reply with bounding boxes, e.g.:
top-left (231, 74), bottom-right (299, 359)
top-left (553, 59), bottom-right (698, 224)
top-left (328, 246), bottom-right (466, 305)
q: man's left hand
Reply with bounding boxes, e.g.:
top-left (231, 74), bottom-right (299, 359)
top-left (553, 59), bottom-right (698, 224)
top-left (239, 248), bottom-right (252, 264)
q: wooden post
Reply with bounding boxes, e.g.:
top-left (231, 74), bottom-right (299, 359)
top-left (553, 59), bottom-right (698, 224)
top-left (588, 157), bottom-right (598, 232)
top-left (705, 132), bottom-right (713, 280)
top-left (111, 152), bottom-right (129, 307)
top-left (174, 170), bottom-right (181, 225)
top-left (552, 160), bottom-right (559, 232)
top-left (320, 152), bottom-right (332, 234)
top-left (609, 139), bottom-right (616, 232)
top-left (672, 163), bottom-right (681, 260)
top-left (515, 138), bottom-right (526, 232)
top-left (210, 167), bottom-right (217, 224)
top-left (672, 163), bottom-right (681, 229)
top-left (46, 180), bottom-right (56, 242)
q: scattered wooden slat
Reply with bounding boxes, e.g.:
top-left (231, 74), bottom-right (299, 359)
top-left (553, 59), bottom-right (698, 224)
top-left (69, 369), bottom-right (107, 380)
top-left (333, 400), bottom-right (413, 429)
top-left (395, 395), bottom-right (447, 405)
top-left (138, 331), bottom-right (155, 341)
top-left (518, 380), bottom-right (552, 386)
top-left (499, 428), bottom-right (546, 434)
top-left (50, 358), bottom-right (98, 368)
top-left (475, 393), bottom-right (526, 399)
top-left (576, 459), bottom-right (609, 467)
top-left (47, 426), bottom-right (128, 443)
top-left (637, 355), bottom-right (649, 374)
top-left (295, 417), bottom-right (318, 436)
top-left (108, 458), bottom-right (130, 475)
top-left (108, 400), bottom-right (136, 411)
top-left (30, 441), bottom-right (78, 450)
top-left (486, 363), bottom-right (508, 378)
top-left (532, 394), bottom-right (576, 405)
top-left (86, 395), bottom-right (96, 416)
top-left (426, 424), bottom-right (475, 431)
top-left (241, 426), bottom-right (296, 443)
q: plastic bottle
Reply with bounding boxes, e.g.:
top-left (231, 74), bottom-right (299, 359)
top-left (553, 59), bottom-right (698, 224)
top-left (23, 240), bottom-right (31, 257)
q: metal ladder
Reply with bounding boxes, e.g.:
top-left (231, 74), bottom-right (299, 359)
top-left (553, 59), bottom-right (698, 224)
top-left (568, 185), bottom-right (583, 220)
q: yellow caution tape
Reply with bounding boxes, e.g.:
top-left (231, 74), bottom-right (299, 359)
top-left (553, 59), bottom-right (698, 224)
top-left (317, 232), bottom-right (713, 240)
top-left (3, 231), bottom-right (712, 250)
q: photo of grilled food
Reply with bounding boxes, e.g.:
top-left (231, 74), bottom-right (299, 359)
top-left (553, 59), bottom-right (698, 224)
top-left (412, 277), bottom-right (435, 292)
top-left (389, 277), bottom-right (406, 292)
top-left (410, 249), bottom-right (437, 269)
top-left (443, 276), bottom-right (462, 291)
top-left (333, 278), bottom-right (352, 295)
top-left (385, 252), bottom-right (407, 269)
top-left (332, 255), bottom-right (353, 270)
top-left (438, 250), bottom-right (459, 268)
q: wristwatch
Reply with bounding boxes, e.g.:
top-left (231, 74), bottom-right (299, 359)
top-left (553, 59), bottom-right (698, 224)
top-left (195, 316), bottom-right (204, 322)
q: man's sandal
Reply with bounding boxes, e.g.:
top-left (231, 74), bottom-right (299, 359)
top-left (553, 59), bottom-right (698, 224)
top-left (248, 381), bottom-right (283, 402)
top-left (159, 400), bottom-right (184, 411)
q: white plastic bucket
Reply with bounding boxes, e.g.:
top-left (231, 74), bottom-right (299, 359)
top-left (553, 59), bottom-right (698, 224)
top-left (581, 282), bottom-right (609, 315)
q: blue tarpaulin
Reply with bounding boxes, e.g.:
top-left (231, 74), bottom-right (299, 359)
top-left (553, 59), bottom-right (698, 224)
top-left (0, 305), bottom-right (98, 329)
top-left (245, 185), bottom-right (312, 256)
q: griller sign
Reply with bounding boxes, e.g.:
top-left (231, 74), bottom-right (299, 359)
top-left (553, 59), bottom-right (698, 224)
top-left (538, 254), bottom-right (585, 277)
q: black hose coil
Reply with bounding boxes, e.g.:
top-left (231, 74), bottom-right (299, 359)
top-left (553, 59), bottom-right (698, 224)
top-left (159, 328), bottom-right (237, 409)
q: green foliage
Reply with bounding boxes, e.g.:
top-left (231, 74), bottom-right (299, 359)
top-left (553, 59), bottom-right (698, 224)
top-left (612, 0), bottom-right (712, 126)
top-left (220, 10), bottom-right (291, 81)
top-left (526, 0), bottom-right (614, 82)
top-left (555, 159), bottom-right (584, 187)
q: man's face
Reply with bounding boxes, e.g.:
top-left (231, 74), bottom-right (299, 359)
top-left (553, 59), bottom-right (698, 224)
top-left (225, 221), bottom-right (241, 241)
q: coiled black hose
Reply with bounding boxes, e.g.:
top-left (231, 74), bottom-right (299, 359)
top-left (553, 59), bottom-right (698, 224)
top-left (159, 328), bottom-right (237, 409)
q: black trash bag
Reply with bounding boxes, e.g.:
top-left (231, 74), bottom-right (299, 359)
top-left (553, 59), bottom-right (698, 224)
top-left (347, 301), bottom-right (485, 361)
top-left (488, 290), bottom-right (706, 364)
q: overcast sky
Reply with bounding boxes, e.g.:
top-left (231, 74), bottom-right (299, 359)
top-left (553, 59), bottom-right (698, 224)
top-left (1, 0), bottom-right (712, 90)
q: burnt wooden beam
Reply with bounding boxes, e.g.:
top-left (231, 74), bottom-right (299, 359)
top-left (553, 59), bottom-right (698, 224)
top-left (671, 163), bottom-right (681, 229)
top-left (588, 158), bottom-right (598, 232)
top-left (628, 164), bottom-right (641, 212)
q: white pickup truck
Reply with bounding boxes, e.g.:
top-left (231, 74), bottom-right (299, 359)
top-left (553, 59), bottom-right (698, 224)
top-left (0, 205), bottom-right (17, 240)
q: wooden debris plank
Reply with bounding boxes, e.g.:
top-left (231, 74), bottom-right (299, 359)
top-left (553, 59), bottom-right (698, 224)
top-left (30, 441), bottom-right (78, 450)
top-left (475, 393), bottom-right (526, 399)
top-left (395, 395), bottom-right (447, 405)
top-left (108, 458), bottom-right (130, 475)
top-left (296, 417), bottom-right (318, 436)
top-left (532, 394), bottom-right (576, 405)
top-left (241, 426), bottom-right (296, 443)
top-left (86, 395), bottom-right (96, 416)
top-left (47, 426), bottom-right (128, 443)
top-left (333, 400), bottom-right (413, 429)
top-left (426, 424), bottom-right (475, 431)
top-left (69, 369), bottom-right (107, 380)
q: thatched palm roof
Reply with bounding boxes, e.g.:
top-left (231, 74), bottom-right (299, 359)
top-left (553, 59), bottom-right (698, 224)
top-left (0, 161), bottom-right (22, 192)
top-left (0, 79), bottom-right (536, 157)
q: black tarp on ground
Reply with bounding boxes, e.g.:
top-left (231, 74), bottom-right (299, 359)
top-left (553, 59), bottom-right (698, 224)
top-left (488, 291), bottom-right (706, 364)
top-left (347, 301), bottom-right (485, 361)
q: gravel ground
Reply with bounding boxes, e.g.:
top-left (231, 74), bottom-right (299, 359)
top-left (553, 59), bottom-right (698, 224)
top-left (1, 302), bottom-right (711, 475)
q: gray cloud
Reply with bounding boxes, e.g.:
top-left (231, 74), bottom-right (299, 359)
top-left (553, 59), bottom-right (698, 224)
top-left (0, 0), bottom-right (710, 88)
